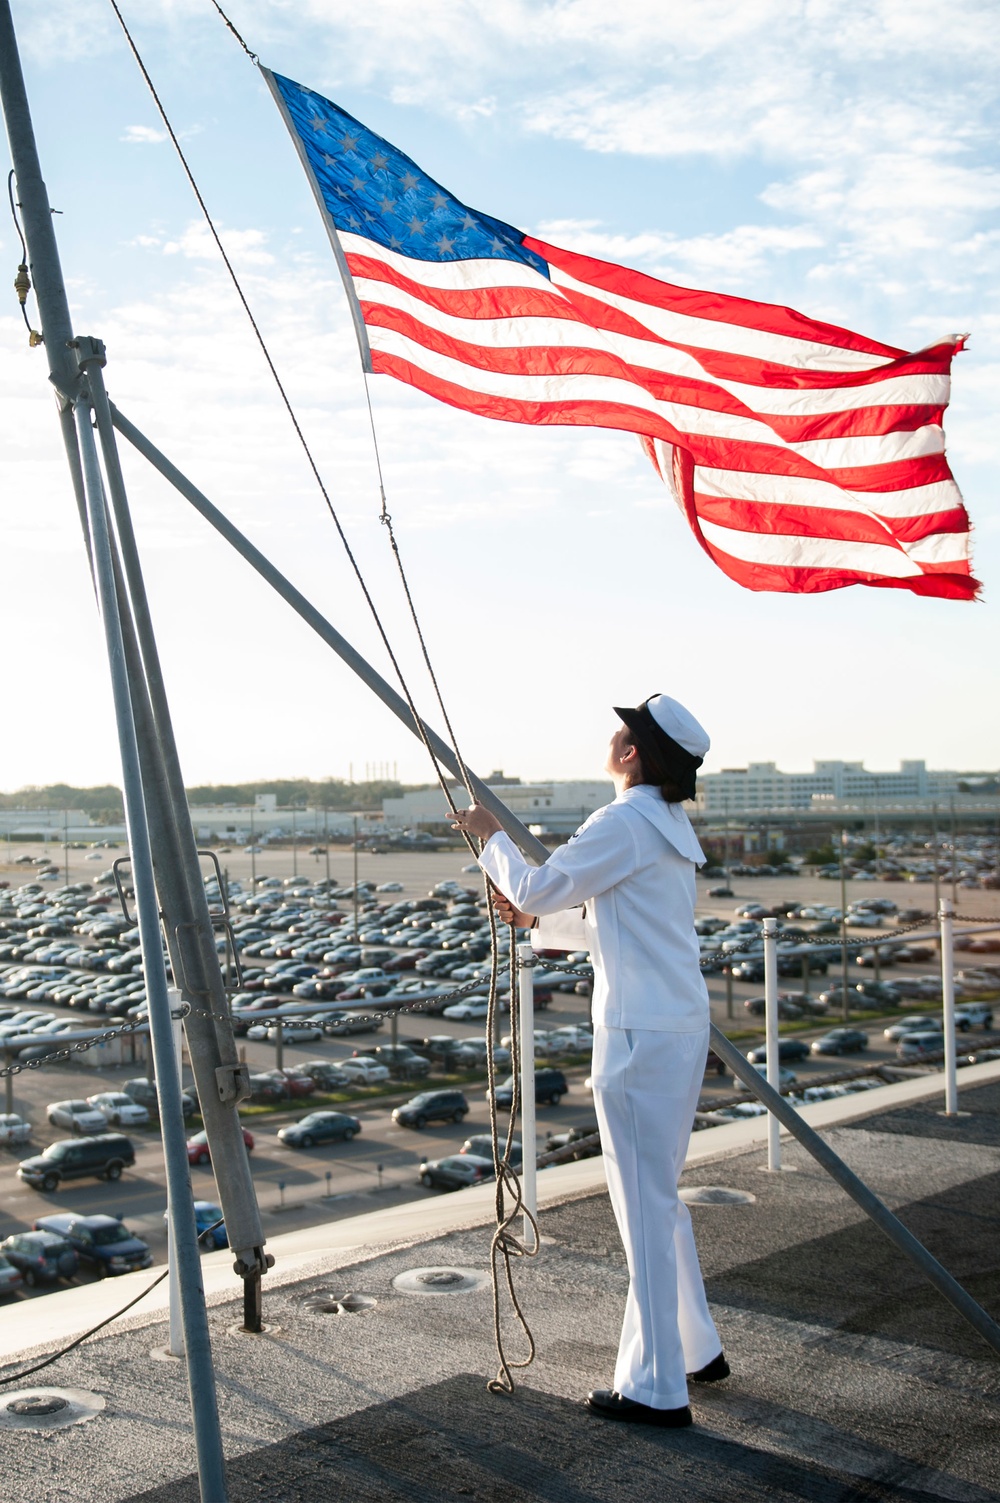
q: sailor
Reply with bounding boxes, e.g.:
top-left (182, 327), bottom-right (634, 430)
top-left (450, 694), bottom-right (729, 1427)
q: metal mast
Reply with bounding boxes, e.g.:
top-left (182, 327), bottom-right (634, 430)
top-left (0, 6), bottom-right (267, 1497)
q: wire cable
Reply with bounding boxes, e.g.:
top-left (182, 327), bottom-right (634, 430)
top-left (107, 1), bottom-right (473, 839)
top-left (0, 1266), bottom-right (168, 1388)
top-left (0, 1216), bottom-right (225, 1388)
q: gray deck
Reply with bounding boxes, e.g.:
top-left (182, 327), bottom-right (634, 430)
top-left (5, 1082), bottom-right (999, 1503)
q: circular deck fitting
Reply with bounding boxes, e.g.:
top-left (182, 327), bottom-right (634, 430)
top-left (0, 1388), bottom-right (105, 1432)
top-left (392, 1265), bottom-right (490, 1296)
top-left (679, 1185), bottom-right (757, 1206)
top-left (303, 1291), bottom-right (377, 1315)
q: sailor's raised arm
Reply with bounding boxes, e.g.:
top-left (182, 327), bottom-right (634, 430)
top-left (475, 806), bottom-right (637, 916)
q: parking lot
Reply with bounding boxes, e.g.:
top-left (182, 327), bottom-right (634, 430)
top-left (0, 838), bottom-right (996, 1300)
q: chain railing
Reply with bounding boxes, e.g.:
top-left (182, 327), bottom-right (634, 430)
top-left (2, 914), bottom-right (992, 1081)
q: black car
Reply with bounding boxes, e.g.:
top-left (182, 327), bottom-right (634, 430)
top-left (392, 1089), bottom-right (469, 1128)
top-left (854, 981), bottom-right (901, 1005)
top-left (17, 1133), bottom-right (136, 1191)
top-left (419, 1154), bottom-right (494, 1191)
top-left (34, 1213), bottom-right (153, 1275)
top-left (746, 1038), bottom-right (811, 1064)
top-left (810, 1028), bottom-right (869, 1056)
top-left (460, 1133), bottom-right (522, 1169)
top-left (277, 1112), bottom-right (361, 1148)
top-left (0, 1229), bottom-right (78, 1285)
top-left (493, 1067), bottom-right (568, 1109)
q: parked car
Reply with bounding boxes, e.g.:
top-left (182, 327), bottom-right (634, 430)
top-left (883, 1015), bottom-right (942, 1042)
top-left (44, 1098), bottom-right (110, 1136)
top-left (742, 995), bottom-right (804, 1020)
top-left (393, 1089), bottom-right (469, 1128)
top-left (0, 1228), bottom-right (78, 1285)
top-left (86, 1091), bottom-right (151, 1128)
top-left (186, 1126), bottom-right (254, 1166)
top-left (18, 1133), bottom-right (136, 1191)
top-left (419, 1154), bottom-right (494, 1191)
top-left (749, 1062), bottom-right (798, 1088)
top-left (955, 1002), bottom-right (994, 1029)
top-left (460, 1133), bottom-right (522, 1168)
top-left (0, 1254), bottom-right (23, 1298)
top-left (162, 1201), bottom-right (228, 1249)
top-left (323, 1011), bottom-right (383, 1037)
top-left (0, 1112), bottom-right (31, 1145)
top-left (745, 1038), bottom-right (811, 1064)
top-left (339, 1057), bottom-right (390, 1085)
top-left (543, 1123), bottom-right (600, 1159)
top-left (897, 1032), bottom-right (945, 1061)
top-left (854, 981), bottom-right (901, 1006)
top-left (297, 1060), bottom-right (352, 1090)
top-left (442, 998), bottom-right (491, 1021)
top-left (123, 1077), bottom-right (195, 1119)
top-left (493, 1067), bottom-right (568, 1109)
top-left (278, 1111), bottom-right (362, 1148)
top-left (34, 1213), bottom-right (153, 1275)
top-left (810, 1028), bottom-right (869, 1056)
top-left (366, 1044), bottom-right (432, 1078)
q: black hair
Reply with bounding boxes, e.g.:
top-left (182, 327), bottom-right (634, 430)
top-left (625, 730), bottom-right (695, 804)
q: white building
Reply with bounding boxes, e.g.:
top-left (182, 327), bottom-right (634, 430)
top-left (383, 779), bottom-right (614, 835)
top-left (697, 760), bottom-right (996, 815)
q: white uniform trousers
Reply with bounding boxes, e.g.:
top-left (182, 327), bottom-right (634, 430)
top-left (591, 1023), bottom-right (720, 1409)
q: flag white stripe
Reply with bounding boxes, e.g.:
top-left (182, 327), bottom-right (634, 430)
top-left (546, 263), bottom-right (897, 373)
top-left (355, 273), bottom-right (948, 416)
top-left (785, 424), bottom-right (944, 469)
top-left (698, 520), bottom-right (922, 576)
top-left (341, 233), bottom-right (899, 374)
top-left (368, 324), bottom-right (944, 469)
top-left (693, 467), bottom-right (966, 521)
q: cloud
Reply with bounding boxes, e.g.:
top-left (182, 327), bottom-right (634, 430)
top-left (121, 124), bottom-right (168, 145)
top-left (160, 221), bottom-right (276, 267)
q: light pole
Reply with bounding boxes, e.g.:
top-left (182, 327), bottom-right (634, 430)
top-left (839, 827), bottom-right (850, 1023)
top-left (353, 815), bottom-right (360, 938)
top-left (932, 802), bottom-right (940, 916)
top-left (292, 808), bottom-right (298, 878)
top-left (63, 808), bottom-right (69, 885)
top-left (950, 797), bottom-right (958, 906)
top-left (249, 804), bottom-right (256, 890)
top-left (324, 807), bottom-right (330, 886)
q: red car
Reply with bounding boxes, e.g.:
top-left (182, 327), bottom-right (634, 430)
top-left (186, 1127), bottom-right (254, 1166)
top-left (255, 1068), bottom-right (317, 1099)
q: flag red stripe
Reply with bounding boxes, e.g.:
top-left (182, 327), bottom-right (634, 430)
top-left (527, 237), bottom-right (905, 359)
top-left (691, 493), bottom-right (970, 547)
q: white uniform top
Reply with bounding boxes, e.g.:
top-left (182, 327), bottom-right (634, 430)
top-left (478, 784), bottom-right (709, 1033)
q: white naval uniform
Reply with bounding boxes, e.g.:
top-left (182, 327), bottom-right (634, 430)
top-left (479, 784), bottom-right (720, 1410)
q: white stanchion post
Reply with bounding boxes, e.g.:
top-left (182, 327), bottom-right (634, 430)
top-left (517, 941), bottom-right (538, 1242)
top-left (167, 987), bottom-right (185, 1358)
top-left (762, 918), bottom-right (781, 1171)
top-left (940, 898), bottom-right (958, 1116)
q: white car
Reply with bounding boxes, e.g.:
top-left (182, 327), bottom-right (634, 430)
top-left (339, 1057), bottom-right (390, 1084)
top-left (264, 1023), bottom-right (324, 1043)
top-left (86, 1091), bottom-right (151, 1128)
top-left (547, 1025), bottom-right (594, 1051)
top-left (46, 1099), bottom-right (110, 1135)
top-left (376, 881), bottom-right (404, 893)
top-left (0, 1113), bottom-right (31, 1145)
top-left (443, 998), bottom-right (491, 1021)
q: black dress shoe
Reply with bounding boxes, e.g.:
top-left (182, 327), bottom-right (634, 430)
top-left (585, 1390), bottom-right (692, 1427)
top-left (687, 1352), bottom-right (730, 1383)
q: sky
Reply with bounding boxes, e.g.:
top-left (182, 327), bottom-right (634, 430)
top-left (0, 0), bottom-right (997, 795)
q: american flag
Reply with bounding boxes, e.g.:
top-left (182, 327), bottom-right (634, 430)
top-left (266, 71), bottom-right (978, 601)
